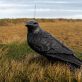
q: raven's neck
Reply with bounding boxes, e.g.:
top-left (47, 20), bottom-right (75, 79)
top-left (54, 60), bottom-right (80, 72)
top-left (28, 27), bottom-right (41, 34)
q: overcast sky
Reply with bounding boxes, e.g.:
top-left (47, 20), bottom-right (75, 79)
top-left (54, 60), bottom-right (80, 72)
top-left (0, 0), bottom-right (82, 19)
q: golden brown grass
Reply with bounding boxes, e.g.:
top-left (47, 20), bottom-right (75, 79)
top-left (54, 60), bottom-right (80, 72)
top-left (0, 47), bottom-right (82, 82)
top-left (0, 19), bottom-right (82, 53)
top-left (0, 19), bottom-right (82, 82)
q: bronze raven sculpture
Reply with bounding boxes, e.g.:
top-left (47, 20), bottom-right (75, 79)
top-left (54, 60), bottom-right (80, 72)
top-left (25, 20), bottom-right (82, 68)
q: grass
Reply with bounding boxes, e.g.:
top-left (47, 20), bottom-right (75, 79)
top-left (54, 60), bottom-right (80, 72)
top-left (0, 19), bottom-right (82, 82)
top-left (0, 43), bottom-right (82, 82)
top-left (7, 41), bottom-right (34, 59)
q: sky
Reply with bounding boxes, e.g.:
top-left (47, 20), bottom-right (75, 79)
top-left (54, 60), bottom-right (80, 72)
top-left (0, 0), bottom-right (82, 19)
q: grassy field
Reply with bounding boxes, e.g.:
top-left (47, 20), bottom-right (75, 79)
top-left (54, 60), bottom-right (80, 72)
top-left (0, 19), bottom-right (82, 82)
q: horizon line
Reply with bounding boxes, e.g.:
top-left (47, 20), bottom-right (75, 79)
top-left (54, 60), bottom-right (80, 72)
top-left (0, 17), bottom-right (82, 20)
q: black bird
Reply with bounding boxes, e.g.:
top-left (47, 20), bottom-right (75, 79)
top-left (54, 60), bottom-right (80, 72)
top-left (25, 20), bottom-right (82, 68)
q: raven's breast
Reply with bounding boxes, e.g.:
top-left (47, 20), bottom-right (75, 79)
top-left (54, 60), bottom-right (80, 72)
top-left (28, 33), bottom-right (41, 50)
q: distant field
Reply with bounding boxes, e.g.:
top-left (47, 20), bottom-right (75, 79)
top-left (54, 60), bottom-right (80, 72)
top-left (0, 19), bottom-right (82, 56)
top-left (0, 19), bottom-right (82, 82)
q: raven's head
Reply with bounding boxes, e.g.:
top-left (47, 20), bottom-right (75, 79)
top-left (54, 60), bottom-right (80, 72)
top-left (25, 20), bottom-right (40, 30)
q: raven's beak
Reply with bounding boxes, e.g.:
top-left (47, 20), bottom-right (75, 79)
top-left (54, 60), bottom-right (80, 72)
top-left (25, 24), bottom-right (28, 27)
top-left (25, 23), bottom-right (31, 27)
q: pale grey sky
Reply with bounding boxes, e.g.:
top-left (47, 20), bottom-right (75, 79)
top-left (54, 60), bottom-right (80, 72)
top-left (0, 0), bottom-right (82, 19)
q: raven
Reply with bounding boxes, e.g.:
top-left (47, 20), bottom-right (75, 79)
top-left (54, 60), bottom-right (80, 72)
top-left (25, 20), bottom-right (82, 68)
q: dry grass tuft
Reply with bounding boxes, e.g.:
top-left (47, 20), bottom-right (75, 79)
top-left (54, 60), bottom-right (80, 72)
top-left (0, 47), bottom-right (82, 82)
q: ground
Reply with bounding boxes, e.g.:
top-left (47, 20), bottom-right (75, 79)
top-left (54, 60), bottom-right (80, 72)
top-left (0, 19), bottom-right (82, 82)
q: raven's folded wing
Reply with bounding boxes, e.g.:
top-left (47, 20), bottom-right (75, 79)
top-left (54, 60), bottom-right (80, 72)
top-left (32, 31), bottom-right (74, 55)
top-left (30, 31), bottom-right (82, 66)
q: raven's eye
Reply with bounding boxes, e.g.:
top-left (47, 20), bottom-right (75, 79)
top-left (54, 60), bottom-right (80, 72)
top-left (34, 22), bottom-right (37, 24)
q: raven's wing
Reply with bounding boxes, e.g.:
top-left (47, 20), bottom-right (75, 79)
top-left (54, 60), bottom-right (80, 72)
top-left (32, 31), bottom-right (73, 55)
top-left (30, 31), bottom-right (82, 66)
